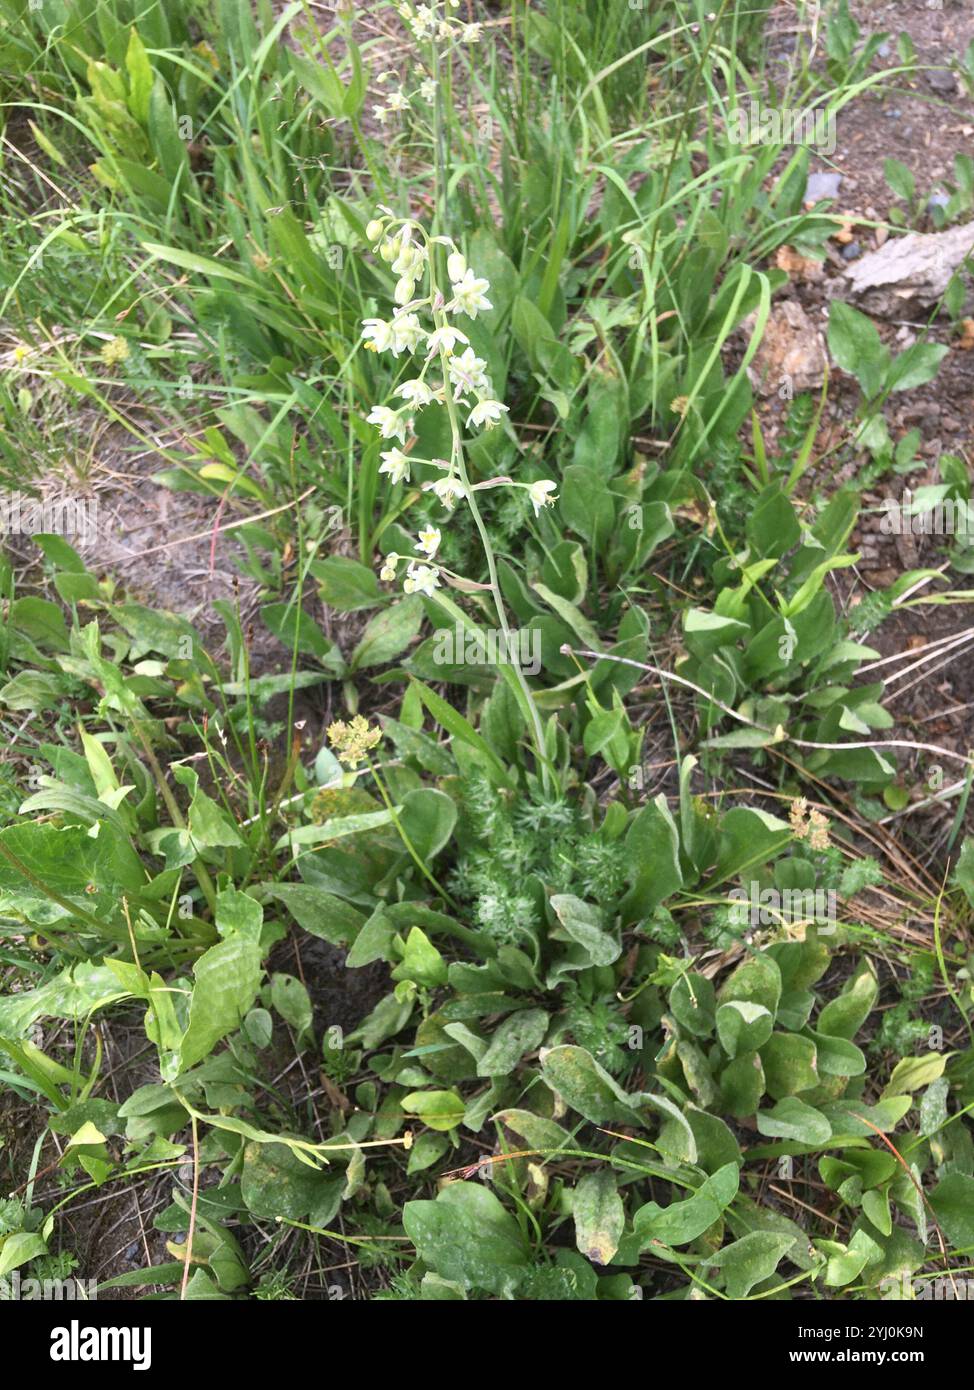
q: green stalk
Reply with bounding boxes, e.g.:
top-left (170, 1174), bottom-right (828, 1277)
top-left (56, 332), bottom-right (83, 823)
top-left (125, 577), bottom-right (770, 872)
top-left (365, 754), bottom-right (459, 909)
top-left (427, 291), bottom-right (552, 794)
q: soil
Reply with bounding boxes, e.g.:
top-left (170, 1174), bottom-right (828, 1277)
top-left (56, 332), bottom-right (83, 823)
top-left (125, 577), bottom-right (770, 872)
top-left (741, 0), bottom-right (974, 852)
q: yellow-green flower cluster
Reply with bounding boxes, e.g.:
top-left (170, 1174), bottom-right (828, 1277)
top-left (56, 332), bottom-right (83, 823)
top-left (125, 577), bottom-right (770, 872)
top-left (326, 716), bottom-right (382, 768)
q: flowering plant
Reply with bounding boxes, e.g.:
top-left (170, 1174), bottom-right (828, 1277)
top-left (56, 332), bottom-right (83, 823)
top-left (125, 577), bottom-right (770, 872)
top-left (359, 209), bottom-right (556, 782)
top-left (370, 0), bottom-right (482, 128)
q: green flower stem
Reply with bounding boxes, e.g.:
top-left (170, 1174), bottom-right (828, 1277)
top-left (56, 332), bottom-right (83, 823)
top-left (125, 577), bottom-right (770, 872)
top-left (365, 755), bottom-right (459, 909)
top-left (430, 310), bottom-right (552, 794)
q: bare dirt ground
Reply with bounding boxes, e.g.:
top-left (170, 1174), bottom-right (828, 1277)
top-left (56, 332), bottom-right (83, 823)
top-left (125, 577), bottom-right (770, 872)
top-left (745, 0), bottom-right (974, 849)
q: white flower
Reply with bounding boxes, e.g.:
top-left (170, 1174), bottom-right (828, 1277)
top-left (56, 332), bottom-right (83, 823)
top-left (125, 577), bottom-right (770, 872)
top-left (424, 476), bottom-right (467, 510)
top-left (394, 275), bottom-right (418, 306)
top-left (379, 552), bottom-right (400, 582)
top-left (410, 4), bottom-right (435, 39)
top-left (416, 526), bottom-right (441, 559)
top-left (378, 447), bottom-right (411, 484)
top-left (397, 378), bottom-right (436, 407)
top-left (367, 405), bottom-right (408, 442)
top-left (361, 317), bottom-right (394, 353)
top-left (365, 218), bottom-right (384, 243)
top-left (392, 240), bottom-right (424, 278)
top-left (437, 19), bottom-right (454, 39)
top-left (390, 313), bottom-right (425, 354)
top-left (386, 88), bottom-right (408, 113)
top-left (403, 562), bottom-right (440, 597)
top-left (426, 325), bottom-right (468, 356)
top-left (461, 22), bottom-right (482, 43)
top-left (467, 398), bottom-right (509, 430)
top-left (528, 480), bottom-right (558, 515)
top-left (373, 104), bottom-right (390, 125)
top-left (419, 78), bottom-right (437, 102)
top-left (447, 347), bottom-right (489, 397)
top-left (379, 236), bottom-right (400, 264)
top-left (448, 267), bottom-right (492, 319)
top-left (447, 251), bottom-right (467, 283)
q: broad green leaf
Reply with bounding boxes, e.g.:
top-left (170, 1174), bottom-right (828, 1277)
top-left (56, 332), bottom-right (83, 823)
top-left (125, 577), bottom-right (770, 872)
top-left (710, 1231), bottom-right (794, 1298)
top-left (817, 961), bottom-right (878, 1039)
top-left (803, 1029), bottom-right (865, 1078)
top-left (173, 766), bottom-right (243, 851)
top-left (493, 1108), bottom-right (572, 1154)
top-left (717, 952), bottom-right (782, 1017)
top-left (241, 1141), bottom-right (341, 1222)
top-left (270, 973), bottom-right (313, 1039)
top-left (919, 1076), bottom-right (949, 1139)
top-left (620, 794), bottom-right (683, 921)
top-left (717, 1000), bottom-right (773, 1059)
top-left (397, 787), bottom-right (456, 861)
top-left (400, 1089), bottom-right (465, 1131)
top-left (177, 933), bottom-right (263, 1073)
top-left (573, 1170), bottom-right (624, 1266)
top-left (263, 885), bottom-right (366, 946)
top-left (0, 962), bottom-right (129, 1040)
top-left (402, 1182), bottom-right (529, 1295)
top-left (670, 972), bottom-right (717, 1039)
top-left (351, 596), bottom-right (423, 670)
top-left (547, 894), bottom-right (620, 980)
top-left (759, 1033), bottom-right (819, 1098)
top-left (720, 1052), bottom-right (766, 1119)
top-left (929, 1173), bottom-right (974, 1250)
top-left (0, 1231), bottom-right (48, 1278)
top-left (710, 809), bottom-right (791, 883)
top-left (477, 1008), bottom-right (548, 1077)
top-left (634, 1162), bottom-right (740, 1247)
top-left (540, 1045), bottom-right (635, 1126)
top-left (391, 928), bottom-right (448, 989)
top-left (124, 27), bottom-right (154, 124)
top-left (0, 821), bottom-right (143, 928)
top-left (882, 1053), bottom-right (947, 1099)
top-left (756, 1097), bottom-right (832, 1145)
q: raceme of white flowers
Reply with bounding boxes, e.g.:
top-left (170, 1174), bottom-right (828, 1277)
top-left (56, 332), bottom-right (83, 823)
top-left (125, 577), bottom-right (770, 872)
top-left (361, 212), bottom-right (557, 598)
top-left (371, 0), bottom-right (482, 127)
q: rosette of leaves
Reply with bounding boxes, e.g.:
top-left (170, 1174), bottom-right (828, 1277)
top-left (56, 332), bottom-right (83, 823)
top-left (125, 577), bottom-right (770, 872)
top-left (678, 485), bottom-right (916, 788)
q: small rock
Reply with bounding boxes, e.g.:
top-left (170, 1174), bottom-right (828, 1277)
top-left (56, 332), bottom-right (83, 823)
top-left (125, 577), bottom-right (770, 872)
top-left (927, 70), bottom-right (957, 95)
top-left (744, 300), bottom-right (828, 397)
top-left (844, 220), bottom-right (974, 315)
top-left (877, 42), bottom-right (891, 59)
top-left (805, 171), bottom-right (843, 202)
top-left (942, 415), bottom-right (962, 431)
top-left (842, 241), bottom-right (862, 260)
